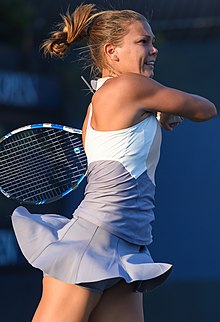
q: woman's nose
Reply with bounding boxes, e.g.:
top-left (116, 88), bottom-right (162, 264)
top-left (150, 45), bottom-right (158, 57)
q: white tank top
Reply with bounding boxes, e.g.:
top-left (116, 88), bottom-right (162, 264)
top-left (85, 77), bottom-right (161, 185)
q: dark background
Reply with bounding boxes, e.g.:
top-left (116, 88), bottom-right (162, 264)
top-left (0, 1), bottom-right (219, 321)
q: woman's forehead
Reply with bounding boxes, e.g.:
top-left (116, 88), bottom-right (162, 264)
top-left (125, 20), bottom-right (155, 39)
top-left (132, 20), bottom-right (154, 36)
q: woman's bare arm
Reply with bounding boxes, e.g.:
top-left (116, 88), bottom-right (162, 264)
top-left (118, 73), bottom-right (217, 121)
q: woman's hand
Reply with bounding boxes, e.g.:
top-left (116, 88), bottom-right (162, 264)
top-left (157, 112), bottom-right (183, 131)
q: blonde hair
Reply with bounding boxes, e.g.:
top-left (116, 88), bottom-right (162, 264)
top-left (41, 4), bottom-right (147, 75)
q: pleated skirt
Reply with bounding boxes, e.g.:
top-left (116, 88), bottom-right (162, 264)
top-left (11, 206), bottom-right (172, 292)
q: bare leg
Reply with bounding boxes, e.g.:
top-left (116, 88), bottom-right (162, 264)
top-left (88, 280), bottom-right (144, 322)
top-left (32, 276), bottom-right (101, 322)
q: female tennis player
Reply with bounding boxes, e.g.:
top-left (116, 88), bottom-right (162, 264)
top-left (12, 4), bottom-right (216, 322)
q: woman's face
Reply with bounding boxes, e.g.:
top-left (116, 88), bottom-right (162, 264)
top-left (112, 20), bottom-right (158, 78)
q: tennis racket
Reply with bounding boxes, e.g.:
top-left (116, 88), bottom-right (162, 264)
top-left (0, 123), bottom-right (87, 205)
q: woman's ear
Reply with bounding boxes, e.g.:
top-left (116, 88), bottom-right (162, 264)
top-left (104, 43), bottom-right (119, 62)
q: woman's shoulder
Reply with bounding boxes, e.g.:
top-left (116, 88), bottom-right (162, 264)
top-left (105, 73), bottom-right (152, 88)
top-left (94, 73), bottom-right (154, 100)
top-left (91, 73), bottom-right (156, 115)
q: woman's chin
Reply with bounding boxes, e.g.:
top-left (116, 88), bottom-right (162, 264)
top-left (142, 71), bottom-right (154, 78)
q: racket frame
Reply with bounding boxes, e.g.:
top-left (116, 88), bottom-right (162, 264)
top-left (0, 123), bottom-right (87, 205)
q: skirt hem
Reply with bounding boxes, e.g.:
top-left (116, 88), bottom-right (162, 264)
top-left (12, 206), bottom-right (172, 293)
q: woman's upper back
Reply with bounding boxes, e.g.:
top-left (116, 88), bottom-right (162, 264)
top-left (84, 76), bottom-right (162, 185)
top-left (90, 75), bottom-right (152, 132)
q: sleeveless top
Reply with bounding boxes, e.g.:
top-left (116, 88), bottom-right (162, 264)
top-left (74, 77), bottom-right (162, 245)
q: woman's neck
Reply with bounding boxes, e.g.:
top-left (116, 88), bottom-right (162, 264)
top-left (101, 68), bottom-right (119, 78)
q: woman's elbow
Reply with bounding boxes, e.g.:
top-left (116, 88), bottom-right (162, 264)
top-left (187, 95), bottom-right (217, 121)
top-left (200, 103), bottom-right (217, 121)
top-left (192, 103), bottom-right (217, 122)
top-left (208, 103), bottom-right (217, 119)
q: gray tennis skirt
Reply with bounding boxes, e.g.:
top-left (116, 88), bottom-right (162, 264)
top-left (12, 206), bottom-right (172, 293)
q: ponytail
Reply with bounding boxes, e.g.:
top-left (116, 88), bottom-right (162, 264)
top-left (41, 4), bottom-right (97, 57)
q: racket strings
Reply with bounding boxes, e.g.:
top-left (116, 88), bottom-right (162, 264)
top-left (1, 140), bottom-right (86, 181)
top-left (1, 159), bottom-right (86, 201)
top-left (2, 130), bottom-right (86, 162)
top-left (1, 132), bottom-right (85, 180)
top-left (0, 128), bottom-right (87, 204)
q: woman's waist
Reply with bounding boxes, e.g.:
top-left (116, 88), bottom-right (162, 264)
top-left (74, 203), bottom-right (155, 245)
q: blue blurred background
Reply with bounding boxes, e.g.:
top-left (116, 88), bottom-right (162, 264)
top-left (0, 1), bottom-right (219, 321)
